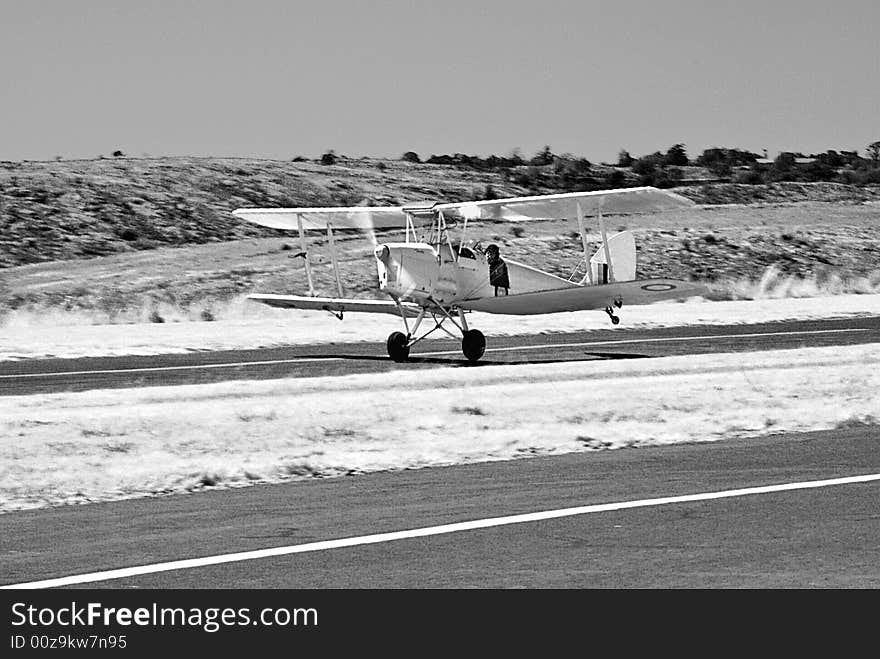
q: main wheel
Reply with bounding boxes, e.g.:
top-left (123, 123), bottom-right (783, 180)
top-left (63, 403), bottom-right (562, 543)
top-left (610, 315), bottom-right (620, 325)
top-left (461, 329), bottom-right (486, 362)
top-left (386, 331), bottom-right (410, 362)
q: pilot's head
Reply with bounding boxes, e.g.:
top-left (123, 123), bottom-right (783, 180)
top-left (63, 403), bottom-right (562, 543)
top-left (486, 244), bottom-right (500, 259)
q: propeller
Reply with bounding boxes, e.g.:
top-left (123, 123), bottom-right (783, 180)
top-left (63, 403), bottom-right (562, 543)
top-left (351, 204), bottom-right (391, 297)
top-left (353, 200), bottom-right (381, 248)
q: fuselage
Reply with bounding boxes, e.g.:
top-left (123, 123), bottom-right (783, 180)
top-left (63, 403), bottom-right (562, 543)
top-left (374, 242), bottom-right (575, 307)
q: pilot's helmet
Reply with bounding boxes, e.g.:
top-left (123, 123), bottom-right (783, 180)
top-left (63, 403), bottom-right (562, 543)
top-left (485, 244), bottom-right (499, 255)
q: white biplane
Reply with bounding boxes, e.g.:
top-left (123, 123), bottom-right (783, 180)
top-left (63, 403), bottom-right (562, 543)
top-left (233, 186), bottom-right (706, 362)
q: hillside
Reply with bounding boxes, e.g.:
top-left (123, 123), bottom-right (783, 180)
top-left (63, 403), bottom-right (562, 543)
top-left (1, 156), bottom-right (879, 321)
top-left (0, 156), bottom-right (532, 268)
top-left (3, 156), bottom-right (879, 269)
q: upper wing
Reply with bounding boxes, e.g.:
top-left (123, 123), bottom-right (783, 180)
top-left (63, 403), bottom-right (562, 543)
top-left (436, 186), bottom-right (694, 221)
top-left (232, 207), bottom-right (408, 231)
top-left (233, 187), bottom-right (693, 229)
top-left (248, 294), bottom-right (421, 317)
top-left (458, 279), bottom-right (707, 315)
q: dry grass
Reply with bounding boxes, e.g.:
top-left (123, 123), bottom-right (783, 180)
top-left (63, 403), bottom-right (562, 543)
top-left (2, 202), bottom-right (879, 326)
top-left (1, 343), bottom-right (878, 513)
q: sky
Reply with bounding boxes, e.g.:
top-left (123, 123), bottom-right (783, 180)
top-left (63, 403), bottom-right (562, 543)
top-left (1, 0), bottom-right (878, 163)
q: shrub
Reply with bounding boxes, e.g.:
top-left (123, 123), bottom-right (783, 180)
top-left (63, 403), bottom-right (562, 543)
top-left (664, 143), bottom-right (689, 166)
top-left (665, 166), bottom-right (683, 183)
top-left (426, 154), bottom-right (454, 165)
top-left (320, 150), bottom-right (337, 165)
top-left (513, 166), bottom-right (542, 190)
top-left (529, 145), bottom-right (554, 166)
top-left (802, 161), bottom-right (837, 182)
top-left (650, 168), bottom-right (682, 188)
top-left (816, 150), bottom-right (845, 168)
top-left (856, 168), bottom-right (880, 184)
top-left (696, 147), bottom-right (759, 175)
top-left (401, 151), bottom-right (421, 163)
top-left (554, 155), bottom-right (592, 181)
top-left (632, 152), bottom-right (664, 175)
top-left (604, 169), bottom-right (626, 187)
top-left (734, 169), bottom-right (764, 184)
top-left (838, 170), bottom-right (857, 184)
top-left (773, 152), bottom-right (797, 172)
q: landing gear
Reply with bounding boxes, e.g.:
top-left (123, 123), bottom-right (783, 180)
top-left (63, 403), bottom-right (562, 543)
top-left (386, 331), bottom-right (410, 362)
top-left (605, 306), bottom-right (620, 325)
top-left (386, 303), bottom-right (487, 363)
top-left (461, 329), bottom-right (486, 362)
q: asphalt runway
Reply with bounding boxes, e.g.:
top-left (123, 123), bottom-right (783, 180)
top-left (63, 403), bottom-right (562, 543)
top-left (1, 315), bottom-right (878, 588)
top-left (2, 316), bottom-right (878, 395)
top-left (1, 427), bottom-right (877, 588)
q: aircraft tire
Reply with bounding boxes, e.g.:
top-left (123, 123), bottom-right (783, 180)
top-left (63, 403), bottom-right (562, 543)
top-left (386, 331), bottom-right (410, 362)
top-left (461, 329), bottom-right (486, 362)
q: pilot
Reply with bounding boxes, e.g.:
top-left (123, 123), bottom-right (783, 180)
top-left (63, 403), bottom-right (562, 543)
top-left (485, 244), bottom-right (510, 296)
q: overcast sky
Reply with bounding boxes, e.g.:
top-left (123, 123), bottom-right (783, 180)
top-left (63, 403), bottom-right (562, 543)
top-left (1, 0), bottom-right (877, 163)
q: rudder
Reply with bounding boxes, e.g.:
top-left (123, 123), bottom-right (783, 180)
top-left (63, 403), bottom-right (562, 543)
top-left (590, 230), bottom-right (636, 283)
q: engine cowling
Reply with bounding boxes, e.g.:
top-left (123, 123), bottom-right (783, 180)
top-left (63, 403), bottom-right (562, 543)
top-left (375, 242), bottom-right (441, 304)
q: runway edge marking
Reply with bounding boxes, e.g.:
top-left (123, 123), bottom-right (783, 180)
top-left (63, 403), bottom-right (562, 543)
top-left (3, 472), bottom-right (879, 589)
top-left (0, 357), bottom-right (345, 379)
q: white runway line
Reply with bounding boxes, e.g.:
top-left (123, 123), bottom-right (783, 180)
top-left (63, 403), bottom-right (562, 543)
top-left (0, 327), bottom-right (870, 379)
top-left (0, 357), bottom-right (344, 379)
top-left (4, 472), bottom-right (878, 589)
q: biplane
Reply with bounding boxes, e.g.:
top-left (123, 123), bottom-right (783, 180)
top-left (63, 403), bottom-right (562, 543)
top-left (233, 186), bottom-right (706, 362)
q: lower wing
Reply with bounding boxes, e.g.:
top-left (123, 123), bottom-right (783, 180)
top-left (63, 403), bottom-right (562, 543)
top-left (458, 279), bottom-right (707, 315)
top-left (248, 294), bottom-right (422, 317)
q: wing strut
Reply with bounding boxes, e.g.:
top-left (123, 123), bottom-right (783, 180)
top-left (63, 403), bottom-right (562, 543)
top-left (598, 203), bottom-right (615, 283)
top-left (437, 210), bottom-right (455, 256)
top-left (326, 223), bottom-right (344, 298)
top-left (405, 212), bottom-right (415, 243)
top-left (296, 213), bottom-right (316, 297)
top-left (458, 214), bottom-right (469, 258)
top-left (575, 202), bottom-right (594, 285)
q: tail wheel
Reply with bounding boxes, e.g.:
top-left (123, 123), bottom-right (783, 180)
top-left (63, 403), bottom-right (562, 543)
top-left (386, 331), bottom-right (410, 362)
top-left (605, 305), bottom-right (621, 325)
top-left (461, 329), bottom-right (486, 362)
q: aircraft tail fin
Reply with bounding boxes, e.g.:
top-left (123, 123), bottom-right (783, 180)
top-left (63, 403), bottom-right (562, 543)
top-left (591, 230), bottom-right (636, 283)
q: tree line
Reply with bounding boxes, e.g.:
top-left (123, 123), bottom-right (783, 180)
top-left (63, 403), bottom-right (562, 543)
top-left (319, 141), bottom-right (880, 192)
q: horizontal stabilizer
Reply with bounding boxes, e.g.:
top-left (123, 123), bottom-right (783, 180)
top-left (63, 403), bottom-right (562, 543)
top-left (459, 279), bottom-right (707, 315)
top-left (248, 294), bottom-right (422, 317)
